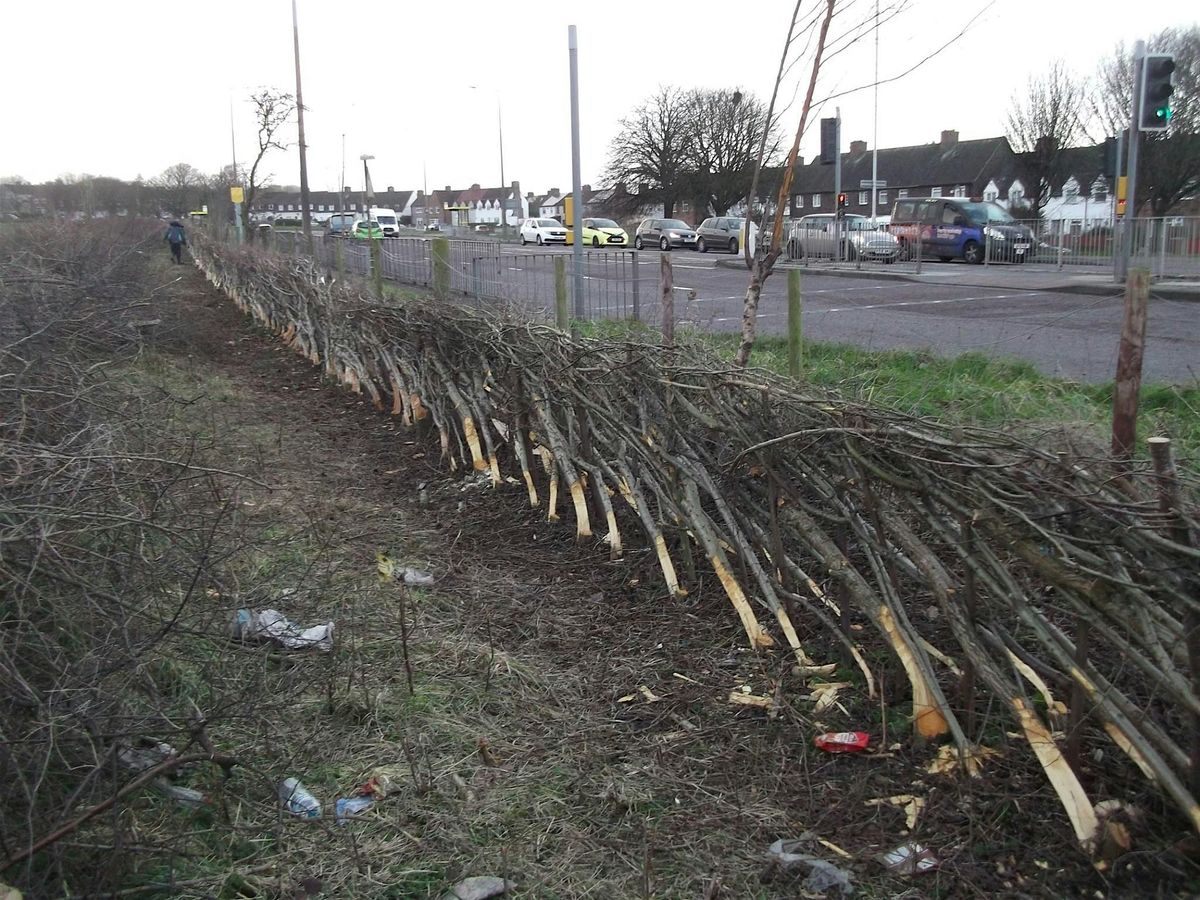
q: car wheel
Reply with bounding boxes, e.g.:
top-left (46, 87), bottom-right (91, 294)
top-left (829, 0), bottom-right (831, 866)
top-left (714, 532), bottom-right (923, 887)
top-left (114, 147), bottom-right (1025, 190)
top-left (845, 243), bottom-right (856, 261)
top-left (660, 237), bottom-right (670, 251)
top-left (937, 256), bottom-right (954, 263)
top-left (697, 238), bottom-right (707, 253)
top-left (592, 236), bottom-right (600, 247)
top-left (536, 234), bottom-right (544, 246)
top-left (634, 236), bottom-right (644, 250)
top-left (729, 238), bottom-right (739, 254)
top-left (521, 236), bottom-right (527, 245)
top-left (963, 240), bottom-right (983, 265)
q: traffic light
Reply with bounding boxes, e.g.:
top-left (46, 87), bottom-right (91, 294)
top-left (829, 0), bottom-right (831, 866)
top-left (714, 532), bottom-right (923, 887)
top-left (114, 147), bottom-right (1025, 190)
top-left (1140, 53), bottom-right (1175, 132)
top-left (837, 193), bottom-right (847, 210)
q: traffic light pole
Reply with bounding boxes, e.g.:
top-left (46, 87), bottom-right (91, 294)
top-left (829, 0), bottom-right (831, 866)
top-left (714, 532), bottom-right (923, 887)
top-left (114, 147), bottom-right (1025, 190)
top-left (1120, 40), bottom-right (1145, 282)
top-left (833, 107), bottom-right (842, 262)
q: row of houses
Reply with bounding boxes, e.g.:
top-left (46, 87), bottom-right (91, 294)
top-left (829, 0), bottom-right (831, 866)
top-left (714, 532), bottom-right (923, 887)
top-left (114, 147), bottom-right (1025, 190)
top-left (778, 129), bottom-right (1132, 231)
top-left (248, 182), bottom-right (620, 228)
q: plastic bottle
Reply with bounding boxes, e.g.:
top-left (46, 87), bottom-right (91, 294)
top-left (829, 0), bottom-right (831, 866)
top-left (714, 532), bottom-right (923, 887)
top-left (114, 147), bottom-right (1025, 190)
top-left (279, 777), bottom-right (322, 818)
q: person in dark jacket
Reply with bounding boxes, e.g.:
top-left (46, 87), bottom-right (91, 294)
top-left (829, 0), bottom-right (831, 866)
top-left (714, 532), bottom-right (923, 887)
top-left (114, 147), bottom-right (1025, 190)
top-left (165, 220), bottom-right (186, 264)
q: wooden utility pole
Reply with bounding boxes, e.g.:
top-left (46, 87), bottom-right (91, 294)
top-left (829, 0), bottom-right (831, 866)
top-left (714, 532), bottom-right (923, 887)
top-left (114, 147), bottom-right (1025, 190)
top-left (292, 0), bottom-right (313, 255)
top-left (1111, 267), bottom-right (1149, 461)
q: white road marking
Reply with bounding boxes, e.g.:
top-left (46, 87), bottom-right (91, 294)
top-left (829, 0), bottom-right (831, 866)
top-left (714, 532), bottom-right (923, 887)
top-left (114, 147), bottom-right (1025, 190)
top-left (706, 291), bottom-right (1043, 322)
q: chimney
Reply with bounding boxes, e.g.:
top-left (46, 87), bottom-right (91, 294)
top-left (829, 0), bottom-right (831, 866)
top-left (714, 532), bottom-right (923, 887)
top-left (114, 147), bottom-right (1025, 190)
top-left (582, 183), bottom-right (591, 194)
top-left (850, 140), bottom-right (867, 155)
top-left (386, 185), bottom-right (394, 192)
top-left (444, 185), bottom-right (452, 192)
top-left (940, 129), bottom-right (959, 148)
top-left (470, 183), bottom-right (480, 190)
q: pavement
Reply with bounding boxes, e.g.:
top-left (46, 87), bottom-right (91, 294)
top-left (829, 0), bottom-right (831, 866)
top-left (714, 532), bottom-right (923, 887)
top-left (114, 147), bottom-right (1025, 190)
top-left (714, 257), bottom-right (1200, 301)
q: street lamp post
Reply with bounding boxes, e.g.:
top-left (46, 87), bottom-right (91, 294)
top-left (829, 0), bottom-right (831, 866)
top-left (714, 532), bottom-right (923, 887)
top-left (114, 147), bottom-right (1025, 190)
top-left (471, 85), bottom-right (508, 234)
top-left (360, 153), bottom-right (374, 221)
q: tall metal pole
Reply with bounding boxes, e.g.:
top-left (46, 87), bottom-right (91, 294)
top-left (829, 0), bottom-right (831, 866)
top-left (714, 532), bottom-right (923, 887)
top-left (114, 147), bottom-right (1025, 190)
top-left (1121, 39), bottom-right (1146, 281)
top-left (498, 101), bottom-right (508, 234)
top-left (1111, 128), bottom-right (1124, 283)
top-left (230, 98), bottom-right (244, 244)
top-left (339, 133), bottom-right (345, 218)
top-left (568, 25), bottom-right (584, 321)
top-left (833, 107), bottom-right (842, 262)
top-left (292, 0), bottom-right (313, 253)
top-left (871, 0), bottom-right (879, 225)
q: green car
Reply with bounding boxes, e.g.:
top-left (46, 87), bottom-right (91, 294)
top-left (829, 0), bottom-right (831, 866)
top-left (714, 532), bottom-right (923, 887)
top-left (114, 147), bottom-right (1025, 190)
top-left (567, 217), bottom-right (629, 247)
top-left (352, 220), bottom-right (384, 239)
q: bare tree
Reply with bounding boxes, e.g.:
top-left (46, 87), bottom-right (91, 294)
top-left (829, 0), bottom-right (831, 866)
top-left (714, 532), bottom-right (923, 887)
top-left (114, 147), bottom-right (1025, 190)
top-left (734, 0), bottom-right (837, 367)
top-left (1005, 62), bottom-right (1088, 220)
top-left (602, 86), bottom-right (694, 219)
top-left (241, 88), bottom-right (296, 239)
top-left (687, 88), bottom-right (779, 218)
top-left (152, 162), bottom-right (207, 216)
top-left (1093, 27), bottom-right (1200, 216)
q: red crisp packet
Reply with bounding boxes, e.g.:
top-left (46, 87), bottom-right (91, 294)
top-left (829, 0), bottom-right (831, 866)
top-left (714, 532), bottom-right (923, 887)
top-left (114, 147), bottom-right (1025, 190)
top-left (814, 731), bottom-right (870, 752)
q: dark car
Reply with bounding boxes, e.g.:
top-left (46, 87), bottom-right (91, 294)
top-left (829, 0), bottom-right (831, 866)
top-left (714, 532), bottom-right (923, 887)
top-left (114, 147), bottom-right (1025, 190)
top-left (888, 198), bottom-right (1034, 264)
top-left (696, 216), bottom-right (753, 254)
top-left (634, 218), bottom-right (697, 251)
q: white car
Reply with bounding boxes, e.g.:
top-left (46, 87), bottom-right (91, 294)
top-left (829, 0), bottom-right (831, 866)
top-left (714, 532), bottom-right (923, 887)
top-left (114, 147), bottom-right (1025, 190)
top-left (520, 218), bottom-right (568, 246)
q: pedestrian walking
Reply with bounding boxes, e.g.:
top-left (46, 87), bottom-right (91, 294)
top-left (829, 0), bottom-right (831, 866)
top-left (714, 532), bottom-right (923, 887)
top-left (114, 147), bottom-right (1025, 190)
top-left (165, 220), bottom-right (186, 264)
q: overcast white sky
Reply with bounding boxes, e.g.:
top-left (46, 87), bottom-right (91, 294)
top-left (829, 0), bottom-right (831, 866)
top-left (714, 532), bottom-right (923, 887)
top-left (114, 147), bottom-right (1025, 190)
top-left (0, 0), bottom-right (1191, 194)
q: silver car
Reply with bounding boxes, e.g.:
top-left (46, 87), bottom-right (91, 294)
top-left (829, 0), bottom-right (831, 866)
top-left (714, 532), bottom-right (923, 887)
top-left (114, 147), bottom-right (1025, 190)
top-left (787, 213), bottom-right (899, 262)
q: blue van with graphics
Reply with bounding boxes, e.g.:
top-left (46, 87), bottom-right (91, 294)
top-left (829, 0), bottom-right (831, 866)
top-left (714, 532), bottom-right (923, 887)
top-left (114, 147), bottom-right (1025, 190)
top-left (888, 197), bottom-right (1034, 264)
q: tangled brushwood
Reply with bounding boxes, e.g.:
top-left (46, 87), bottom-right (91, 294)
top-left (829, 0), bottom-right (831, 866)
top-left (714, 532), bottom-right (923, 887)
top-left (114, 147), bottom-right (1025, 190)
top-left (193, 231), bottom-right (1199, 862)
top-left (0, 223), bottom-right (358, 895)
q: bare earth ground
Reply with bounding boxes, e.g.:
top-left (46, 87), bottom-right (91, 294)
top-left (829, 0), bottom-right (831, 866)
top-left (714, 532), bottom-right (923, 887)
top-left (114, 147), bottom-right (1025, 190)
top-left (130, 257), bottom-right (1195, 899)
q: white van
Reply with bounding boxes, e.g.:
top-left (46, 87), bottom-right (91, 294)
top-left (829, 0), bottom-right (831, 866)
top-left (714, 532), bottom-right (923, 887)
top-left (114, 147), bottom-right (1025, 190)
top-left (369, 207), bottom-right (399, 237)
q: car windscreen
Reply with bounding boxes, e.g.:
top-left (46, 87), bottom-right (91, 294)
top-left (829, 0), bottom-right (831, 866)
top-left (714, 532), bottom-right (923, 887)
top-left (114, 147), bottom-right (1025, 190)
top-left (958, 202), bottom-right (1014, 225)
top-left (538, 220), bottom-right (558, 227)
top-left (376, 215), bottom-right (397, 224)
top-left (590, 218), bottom-right (619, 228)
top-left (662, 219), bottom-right (689, 229)
top-left (845, 218), bottom-right (881, 231)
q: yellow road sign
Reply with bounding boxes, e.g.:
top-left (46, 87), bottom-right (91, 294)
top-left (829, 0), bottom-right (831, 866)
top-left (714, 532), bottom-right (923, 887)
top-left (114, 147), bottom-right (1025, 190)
top-left (230, 186), bottom-right (245, 204)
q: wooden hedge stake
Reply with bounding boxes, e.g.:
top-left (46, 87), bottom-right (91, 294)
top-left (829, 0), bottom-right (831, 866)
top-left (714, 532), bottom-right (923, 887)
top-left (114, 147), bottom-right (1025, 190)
top-left (432, 236), bottom-right (450, 300)
top-left (1149, 436), bottom-right (1200, 796)
top-left (1111, 268), bottom-right (1149, 462)
top-left (554, 256), bottom-right (568, 330)
top-left (787, 267), bottom-right (802, 378)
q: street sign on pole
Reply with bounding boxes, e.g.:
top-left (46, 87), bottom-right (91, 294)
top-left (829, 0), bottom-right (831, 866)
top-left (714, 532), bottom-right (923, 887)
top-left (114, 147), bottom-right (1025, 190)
top-left (230, 186), bottom-right (244, 204)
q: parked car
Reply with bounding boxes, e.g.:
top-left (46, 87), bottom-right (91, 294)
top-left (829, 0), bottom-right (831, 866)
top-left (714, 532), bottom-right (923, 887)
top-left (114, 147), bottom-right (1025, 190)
top-left (352, 220), bottom-right (384, 240)
top-left (787, 214), bottom-right (899, 262)
top-left (566, 217), bottom-right (628, 247)
top-left (520, 218), bottom-right (568, 245)
top-left (634, 218), bottom-right (697, 251)
top-left (696, 216), bottom-right (755, 254)
top-left (425, 222), bottom-right (441, 232)
top-left (326, 213), bottom-right (359, 238)
top-left (888, 197), bottom-right (1033, 264)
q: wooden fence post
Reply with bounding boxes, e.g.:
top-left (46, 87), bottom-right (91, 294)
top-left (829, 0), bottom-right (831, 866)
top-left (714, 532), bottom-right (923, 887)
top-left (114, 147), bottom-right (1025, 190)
top-left (787, 267), bottom-right (802, 378)
top-left (432, 237), bottom-right (450, 300)
top-left (1148, 436), bottom-right (1200, 796)
top-left (1111, 267), bottom-right (1149, 461)
top-left (660, 252), bottom-right (674, 348)
top-left (334, 236), bottom-right (344, 282)
top-left (554, 256), bottom-right (568, 330)
top-left (370, 238), bottom-right (383, 299)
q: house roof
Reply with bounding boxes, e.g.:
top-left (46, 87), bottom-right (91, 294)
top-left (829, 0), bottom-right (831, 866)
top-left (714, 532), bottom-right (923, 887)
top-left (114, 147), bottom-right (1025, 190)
top-left (1048, 145), bottom-right (1105, 194)
top-left (792, 136), bottom-right (1013, 193)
